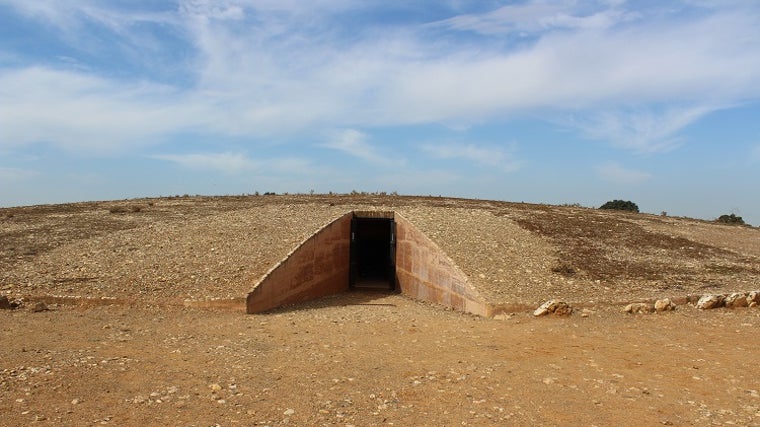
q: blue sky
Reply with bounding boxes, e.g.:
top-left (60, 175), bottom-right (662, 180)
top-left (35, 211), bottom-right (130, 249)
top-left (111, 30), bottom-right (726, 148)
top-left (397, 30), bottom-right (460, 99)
top-left (1, 1), bottom-right (760, 224)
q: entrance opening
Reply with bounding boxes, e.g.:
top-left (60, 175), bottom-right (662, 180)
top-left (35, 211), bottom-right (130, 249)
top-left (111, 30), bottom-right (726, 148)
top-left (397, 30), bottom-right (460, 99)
top-left (350, 214), bottom-right (396, 291)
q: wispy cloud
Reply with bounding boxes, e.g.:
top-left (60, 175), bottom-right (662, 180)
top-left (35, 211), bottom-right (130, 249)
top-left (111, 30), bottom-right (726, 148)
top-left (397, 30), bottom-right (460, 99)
top-left (151, 152), bottom-right (256, 172)
top-left (321, 129), bottom-right (396, 165)
top-left (564, 105), bottom-right (719, 154)
top-left (420, 142), bottom-right (522, 172)
top-left (0, 67), bottom-right (201, 152)
top-left (1, 1), bottom-right (760, 155)
top-left (596, 162), bottom-right (651, 185)
top-left (431, 1), bottom-right (636, 35)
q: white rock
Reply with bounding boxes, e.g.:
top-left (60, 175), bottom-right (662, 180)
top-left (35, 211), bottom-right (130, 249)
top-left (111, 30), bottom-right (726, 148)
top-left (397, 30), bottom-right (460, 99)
top-left (725, 292), bottom-right (748, 308)
top-left (696, 294), bottom-right (724, 310)
top-left (534, 300), bottom-right (558, 316)
top-left (654, 298), bottom-right (676, 312)
top-left (283, 408), bottom-right (295, 416)
top-left (533, 299), bottom-right (571, 316)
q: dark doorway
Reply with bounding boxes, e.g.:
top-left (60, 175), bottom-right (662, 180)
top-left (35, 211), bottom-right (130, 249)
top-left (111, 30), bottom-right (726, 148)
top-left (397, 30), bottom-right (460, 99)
top-left (350, 215), bottom-right (396, 291)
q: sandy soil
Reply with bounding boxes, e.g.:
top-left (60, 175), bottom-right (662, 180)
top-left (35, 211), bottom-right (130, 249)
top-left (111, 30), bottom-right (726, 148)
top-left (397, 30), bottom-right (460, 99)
top-left (2, 294), bottom-right (759, 426)
top-left (2, 195), bottom-right (760, 426)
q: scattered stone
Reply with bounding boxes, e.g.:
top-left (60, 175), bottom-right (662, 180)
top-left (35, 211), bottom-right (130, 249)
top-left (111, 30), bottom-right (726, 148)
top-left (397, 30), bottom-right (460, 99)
top-left (554, 302), bottom-right (572, 316)
top-left (492, 312), bottom-right (513, 320)
top-left (533, 299), bottom-right (572, 316)
top-left (29, 302), bottom-right (48, 313)
top-left (0, 295), bottom-right (10, 310)
top-left (747, 291), bottom-right (760, 307)
top-left (580, 308), bottom-right (593, 318)
top-left (283, 408), bottom-right (295, 416)
top-left (624, 302), bottom-right (654, 314)
top-left (696, 294), bottom-right (724, 310)
top-left (724, 292), bottom-right (748, 308)
top-left (209, 383), bottom-right (222, 393)
top-left (654, 298), bottom-right (676, 312)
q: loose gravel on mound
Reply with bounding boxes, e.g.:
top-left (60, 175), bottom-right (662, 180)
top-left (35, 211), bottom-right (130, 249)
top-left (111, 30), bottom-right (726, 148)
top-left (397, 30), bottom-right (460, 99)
top-left (2, 195), bottom-right (759, 307)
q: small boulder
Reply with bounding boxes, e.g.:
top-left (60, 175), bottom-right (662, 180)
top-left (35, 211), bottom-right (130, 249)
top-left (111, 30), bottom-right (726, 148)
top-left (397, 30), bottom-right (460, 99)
top-left (654, 298), bottom-right (676, 312)
top-left (0, 295), bottom-right (10, 310)
top-left (747, 291), bottom-right (760, 307)
top-left (696, 294), bottom-right (724, 310)
top-left (533, 299), bottom-right (572, 316)
top-left (724, 292), bottom-right (748, 308)
top-left (29, 301), bottom-right (48, 313)
top-left (553, 302), bottom-right (573, 316)
top-left (624, 302), bottom-right (654, 314)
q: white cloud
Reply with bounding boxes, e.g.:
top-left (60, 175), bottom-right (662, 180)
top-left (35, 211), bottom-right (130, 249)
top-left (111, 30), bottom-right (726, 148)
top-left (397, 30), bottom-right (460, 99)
top-left (2, 1), bottom-right (760, 155)
top-left (321, 129), bottom-right (396, 165)
top-left (151, 152), bottom-right (256, 172)
top-left (0, 67), bottom-right (206, 153)
top-left (596, 162), bottom-right (651, 185)
top-left (420, 143), bottom-right (522, 172)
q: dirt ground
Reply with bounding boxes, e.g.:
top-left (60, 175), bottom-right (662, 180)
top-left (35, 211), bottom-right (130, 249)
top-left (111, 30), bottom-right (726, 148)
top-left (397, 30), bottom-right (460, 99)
top-left (1, 195), bottom-right (760, 426)
top-left (2, 294), bottom-right (759, 426)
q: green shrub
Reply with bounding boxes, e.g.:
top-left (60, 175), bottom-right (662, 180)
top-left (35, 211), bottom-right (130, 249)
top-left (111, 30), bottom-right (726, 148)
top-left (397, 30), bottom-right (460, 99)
top-left (599, 200), bottom-right (639, 212)
top-left (716, 214), bottom-right (745, 225)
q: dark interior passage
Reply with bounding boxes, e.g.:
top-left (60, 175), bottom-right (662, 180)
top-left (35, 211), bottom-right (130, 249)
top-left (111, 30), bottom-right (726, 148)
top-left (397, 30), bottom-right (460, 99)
top-left (350, 216), bottom-right (395, 290)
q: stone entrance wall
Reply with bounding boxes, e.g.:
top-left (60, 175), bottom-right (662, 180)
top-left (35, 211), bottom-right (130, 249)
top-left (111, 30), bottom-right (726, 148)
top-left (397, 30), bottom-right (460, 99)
top-left (247, 211), bottom-right (491, 316)
top-left (246, 213), bottom-right (352, 313)
top-left (394, 213), bottom-right (490, 317)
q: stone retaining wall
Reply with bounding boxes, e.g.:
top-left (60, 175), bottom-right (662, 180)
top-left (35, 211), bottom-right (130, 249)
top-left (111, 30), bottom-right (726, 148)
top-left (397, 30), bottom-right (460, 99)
top-left (246, 213), bottom-right (352, 313)
top-left (247, 211), bottom-right (491, 316)
top-left (394, 213), bottom-right (491, 316)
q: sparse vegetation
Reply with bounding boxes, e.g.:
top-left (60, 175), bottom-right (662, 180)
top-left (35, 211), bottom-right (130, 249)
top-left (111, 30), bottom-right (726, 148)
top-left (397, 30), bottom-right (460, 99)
top-left (108, 205), bottom-right (142, 214)
top-left (716, 213), bottom-right (745, 225)
top-left (551, 263), bottom-right (576, 277)
top-left (599, 200), bottom-right (639, 213)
